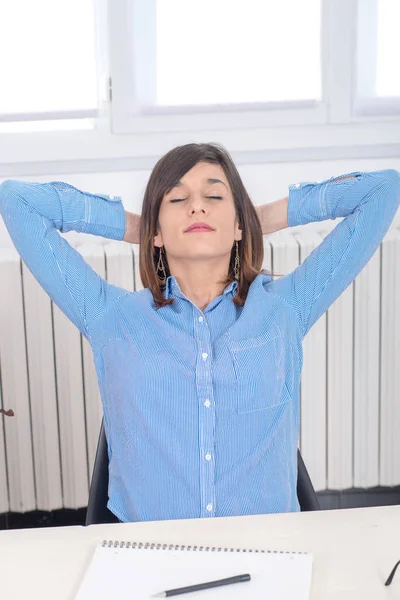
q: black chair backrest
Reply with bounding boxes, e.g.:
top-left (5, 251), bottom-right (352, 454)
top-left (297, 449), bottom-right (321, 511)
top-left (86, 420), bottom-right (118, 526)
top-left (85, 419), bottom-right (320, 526)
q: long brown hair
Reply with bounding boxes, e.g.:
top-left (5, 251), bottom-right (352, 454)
top-left (139, 142), bottom-right (274, 309)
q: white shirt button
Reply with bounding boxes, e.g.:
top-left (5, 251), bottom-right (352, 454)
top-left (206, 504), bottom-right (213, 511)
top-left (201, 352), bottom-right (208, 360)
top-left (198, 316), bottom-right (203, 322)
top-left (204, 400), bottom-right (211, 408)
top-left (205, 453), bottom-right (212, 461)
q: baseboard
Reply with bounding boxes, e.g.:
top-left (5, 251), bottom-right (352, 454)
top-left (316, 486), bottom-right (400, 510)
top-left (0, 507), bottom-right (86, 530)
top-left (1, 486), bottom-right (399, 529)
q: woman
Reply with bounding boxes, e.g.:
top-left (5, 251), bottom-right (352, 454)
top-left (0, 143), bottom-right (399, 523)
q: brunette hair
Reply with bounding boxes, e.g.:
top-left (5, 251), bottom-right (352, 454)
top-left (139, 142), bottom-right (274, 309)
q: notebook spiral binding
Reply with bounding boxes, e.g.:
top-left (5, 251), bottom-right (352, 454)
top-left (101, 540), bottom-right (307, 555)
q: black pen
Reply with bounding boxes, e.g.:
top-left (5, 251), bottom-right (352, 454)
top-left (152, 573), bottom-right (251, 597)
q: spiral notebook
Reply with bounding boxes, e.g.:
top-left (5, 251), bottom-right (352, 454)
top-left (75, 539), bottom-right (313, 599)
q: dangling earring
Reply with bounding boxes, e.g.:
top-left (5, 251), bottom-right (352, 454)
top-left (234, 240), bottom-right (240, 281)
top-left (156, 246), bottom-right (167, 285)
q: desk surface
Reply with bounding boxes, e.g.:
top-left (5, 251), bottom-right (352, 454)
top-left (1, 505), bottom-right (399, 600)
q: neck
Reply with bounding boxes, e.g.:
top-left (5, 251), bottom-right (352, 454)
top-left (168, 257), bottom-right (231, 310)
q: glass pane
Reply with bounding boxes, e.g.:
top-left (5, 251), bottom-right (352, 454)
top-left (0, 0), bottom-right (98, 115)
top-left (376, 0), bottom-right (400, 96)
top-left (156, 0), bottom-right (321, 106)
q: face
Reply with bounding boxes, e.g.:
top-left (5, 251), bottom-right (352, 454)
top-left (154, 162), bottom-right (242, 265)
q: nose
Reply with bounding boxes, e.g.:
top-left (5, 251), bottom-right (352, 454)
top-left (188, 196), bottom-right (207, 214)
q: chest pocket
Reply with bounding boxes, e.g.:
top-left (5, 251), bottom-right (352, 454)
top-left (229, 327), bottom-right (289, 414)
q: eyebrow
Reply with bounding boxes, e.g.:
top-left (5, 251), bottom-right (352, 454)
top-left (172, 178), bottom-right (228, 189)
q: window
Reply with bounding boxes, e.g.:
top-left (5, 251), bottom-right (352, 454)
top-left (155, 0), bottom-right (322, 107)
top-left (356, 0), bottom-right (400, 115)
top-left (109, 0), bottom-right (326, 134)
top-left (376, 0), bottom-right (400, 97)
top-left (0, 0), bottom-right (100, 132)
top-left (1, 0), bottom-right (400, 166)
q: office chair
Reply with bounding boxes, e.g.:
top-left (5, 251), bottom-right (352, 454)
top-left (85, 418), bottom-right (320, 526)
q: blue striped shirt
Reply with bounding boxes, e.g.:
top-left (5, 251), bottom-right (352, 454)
top-left (0, 169), bottom-right (399, 522)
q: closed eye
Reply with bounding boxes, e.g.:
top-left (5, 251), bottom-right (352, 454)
top-left (170, 196), bottom-right (223, 203)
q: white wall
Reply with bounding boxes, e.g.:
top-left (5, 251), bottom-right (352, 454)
top-left (1, 155), bottom-right (400, 250)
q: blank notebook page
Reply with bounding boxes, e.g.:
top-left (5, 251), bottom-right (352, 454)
top-left (75, 542), bottom-right (313, 600)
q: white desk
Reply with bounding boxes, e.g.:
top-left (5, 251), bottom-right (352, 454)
top-left (0, 505), bottom-right (399, 599)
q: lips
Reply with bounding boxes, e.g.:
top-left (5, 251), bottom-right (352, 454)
top-left (184, 222), bottom-right (214, 233)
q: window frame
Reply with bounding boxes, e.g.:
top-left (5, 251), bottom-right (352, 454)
top-left (1, 0), bottom-right (400, 174)
top-left (354, 0), bottom-right (400, 117)
top-left (108, 0), bottom-right (328, 134)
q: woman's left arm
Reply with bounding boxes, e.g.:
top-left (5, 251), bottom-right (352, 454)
top-left (256, 196), bottom-right (289, 235)
top-left (264, 169), bottom-right (400, 339)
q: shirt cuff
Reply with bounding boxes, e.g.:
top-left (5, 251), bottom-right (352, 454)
top-left (50, 181), bottom-right (126, 240)
top-left (82, 193), bottom-right (126, 240)
top-left (287, 179), bottom-right (338, 227)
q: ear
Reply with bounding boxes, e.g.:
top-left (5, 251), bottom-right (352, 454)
top-left (235, 219), bottom-right (243, 242)
top-left (154, 230), bottom-right (163, 248)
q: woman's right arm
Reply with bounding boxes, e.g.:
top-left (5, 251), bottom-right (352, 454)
top-left (0, 179), bottom-right (129, 342)
top-left (123, 210), bottom-right (141, 244)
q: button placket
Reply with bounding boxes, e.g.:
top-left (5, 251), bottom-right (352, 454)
top-left (194, 308), bottom-right (215, 518)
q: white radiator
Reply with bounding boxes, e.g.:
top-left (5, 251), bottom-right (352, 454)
top-left (0, 227), bottom-right (399, 514)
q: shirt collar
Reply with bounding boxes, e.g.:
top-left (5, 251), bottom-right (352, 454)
top-left (164, 275), bottom-right (238, 301)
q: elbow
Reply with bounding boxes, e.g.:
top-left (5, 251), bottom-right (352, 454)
top-left (0, 179), bottom-right (20, 194)
top-left (379, 169), bottom-right (400, 200)
top-left (0, 180), bottom-right (17, 211)
top-left (0, 180), bottom-right (32, 221)
top-left (0, 179), bottom-right (23, 204)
